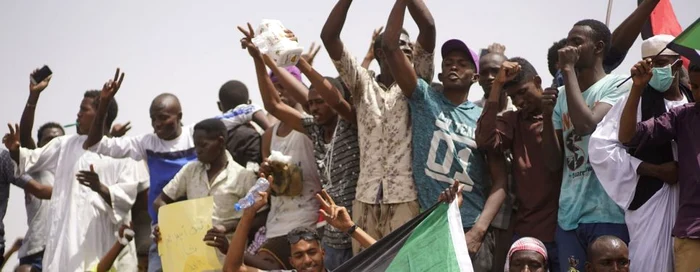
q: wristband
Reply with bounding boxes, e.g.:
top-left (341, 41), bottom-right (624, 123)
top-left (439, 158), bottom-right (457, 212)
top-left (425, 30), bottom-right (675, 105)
top-left (346, 224), bottom-right (357, 235)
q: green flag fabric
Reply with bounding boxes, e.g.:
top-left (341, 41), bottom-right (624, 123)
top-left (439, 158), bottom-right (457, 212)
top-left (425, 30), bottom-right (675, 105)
top-left (668, 18), bottom-right (700, 63)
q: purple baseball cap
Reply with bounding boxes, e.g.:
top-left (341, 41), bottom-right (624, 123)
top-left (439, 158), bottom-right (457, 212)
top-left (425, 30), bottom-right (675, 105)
top-left (269, 66), bottom-right (302, 83)
top-left (441, 39), bottom-right (480, 73)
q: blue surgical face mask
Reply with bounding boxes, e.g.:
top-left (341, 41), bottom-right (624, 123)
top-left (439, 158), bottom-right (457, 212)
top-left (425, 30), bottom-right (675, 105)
top-left (649, 59), bottom-right (680, 92)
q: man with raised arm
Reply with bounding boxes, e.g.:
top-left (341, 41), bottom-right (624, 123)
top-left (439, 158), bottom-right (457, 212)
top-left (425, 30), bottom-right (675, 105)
top-left (320, 0), bottom-right (435, 253)
top-left (4, 70), bottom-right (143, 271)
top-left (382, 1), bottom-right (507, 271)
top-left (82, 71), bottom-right (270, 272)
top-left (540, 20), bottom-right (630, 270)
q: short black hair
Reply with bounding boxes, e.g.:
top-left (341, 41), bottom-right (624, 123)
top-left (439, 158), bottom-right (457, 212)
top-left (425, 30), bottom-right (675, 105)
top-left (573, 19), bottom-right (612, 57)
top-left (219, 80), bottom-right (249, 109)
top-left (547, 38), bottom-right (567, 77)
top-left (503, 57), bottom-right (539, 90)
top-left (689, 61), bottom-right (700, 73)
top-left (37, 122), bottom-right (64, 143)
top-left (310, 76), bottom-right (350, 102)
top-left (83, 90), bottom-right (119, 129)
top-left (373, 29), bottom-right (410, 55)
top-left (193, 118), bottom-right (227, 139)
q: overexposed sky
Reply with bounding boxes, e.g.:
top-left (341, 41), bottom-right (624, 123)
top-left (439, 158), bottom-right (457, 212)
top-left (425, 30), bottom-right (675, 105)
top-left (1, 0), bottom-right (697, 269)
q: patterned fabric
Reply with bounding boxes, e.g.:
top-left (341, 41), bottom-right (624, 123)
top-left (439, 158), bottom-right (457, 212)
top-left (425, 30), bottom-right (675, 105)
top-left (245, 226), bottom-right (267, 255)
top-left (504, 237), bottom-right (548, 272)
top-left (161, 151), bottom-right (258, 230)
top-left (302, 117), bottom-right (360, 249)
top-left (0, 148), bottom-right (31, 256)
top-left (332, 42), bottom-right (434, 205)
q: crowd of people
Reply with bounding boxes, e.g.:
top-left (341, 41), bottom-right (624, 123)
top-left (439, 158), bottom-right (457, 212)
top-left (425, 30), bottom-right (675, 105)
top-left (1, 0), bottom-right (699, 271)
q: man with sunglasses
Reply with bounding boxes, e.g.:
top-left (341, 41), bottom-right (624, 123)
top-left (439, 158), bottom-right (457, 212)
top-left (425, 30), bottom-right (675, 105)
top-left (223, 181), bottom-right (464, 272)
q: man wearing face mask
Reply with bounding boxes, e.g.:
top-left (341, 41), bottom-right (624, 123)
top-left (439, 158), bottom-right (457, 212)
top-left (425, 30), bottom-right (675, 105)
top-left (588, 34), bottom-right (693, 272)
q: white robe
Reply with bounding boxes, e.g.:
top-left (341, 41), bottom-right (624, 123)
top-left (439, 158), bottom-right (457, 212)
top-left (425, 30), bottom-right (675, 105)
top-left (15, 135), bottom-right (144, 272)
top-left (589, 94), bottom-right (685, 272)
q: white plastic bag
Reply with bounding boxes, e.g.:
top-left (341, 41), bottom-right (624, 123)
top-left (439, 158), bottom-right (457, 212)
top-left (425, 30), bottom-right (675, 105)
top-left (251, 19), bottom-right (304, 67)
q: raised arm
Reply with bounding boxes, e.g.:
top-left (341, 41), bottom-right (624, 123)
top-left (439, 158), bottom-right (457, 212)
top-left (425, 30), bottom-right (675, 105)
top-left (83, 68), bottom-right (125, 150)
top-left (223, 188), bottom-right (270, 272)
top-left (619, 59), bottom-right (652, 144)
top-left (238, 24), bottom-right (305, 134)
top-left (96, 224), bottom-right (134, 272)
top-left (606, 0), bottom-right (661, 70)
top-left (20, 69), bottom-right (53, 149)
top-left (541, 88), bottom-right (564, 171)
top-left (383, 0), bottom-right (419, 97)
top-left (320, 0), bottom-right (354, 61)
top-left (558, 47), bottom-right (612, 136)
top-left (315, 191), bottom-right (377, 248)
top-left (297, 58), bottom-right (357, 124)
top-left (361, 27), bottom-right (384, 69)
top-left (475, 62), bottom-right (520, 151)
top-left (263, 52), bottom-right (309, 110)
top-left (406, 0), bottom-right (436, 53)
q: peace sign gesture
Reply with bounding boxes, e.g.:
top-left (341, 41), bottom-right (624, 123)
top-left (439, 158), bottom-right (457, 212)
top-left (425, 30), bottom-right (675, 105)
top-left (238, 22), bottom-right (261, 58)
top-left (315, 190), bottom-right (354, 232)
top-left (100, 68), bottom-right (125, 101)
top-left (3, 123), bottom-right (20, 152)
top-left (301, 42), bottom-right (322, 66)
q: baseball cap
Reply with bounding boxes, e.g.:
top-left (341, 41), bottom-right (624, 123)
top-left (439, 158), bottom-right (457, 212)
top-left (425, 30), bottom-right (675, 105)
top-left (270, 66), bottom-right (302, 83)
top-left (441, 39), bottom-right (480, 73)
top-left (641, 35), bottom-right (679, 58)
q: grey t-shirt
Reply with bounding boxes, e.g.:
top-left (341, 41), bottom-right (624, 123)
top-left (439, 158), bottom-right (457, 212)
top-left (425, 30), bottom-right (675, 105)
top-left (20, 171), bottom-right (53, 257)
top-left (0, 148), bottom-right (31, 255)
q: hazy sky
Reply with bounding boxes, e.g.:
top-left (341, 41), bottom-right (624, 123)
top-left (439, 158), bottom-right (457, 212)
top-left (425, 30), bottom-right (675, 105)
top-left (0, 0), bottom-right (697, 269)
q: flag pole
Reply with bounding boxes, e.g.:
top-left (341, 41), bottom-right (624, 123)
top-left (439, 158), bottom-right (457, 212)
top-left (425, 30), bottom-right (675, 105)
top-left (615, 46), bottom-right (669, 88)
top-left (606, 0), bottom-right (614, 26)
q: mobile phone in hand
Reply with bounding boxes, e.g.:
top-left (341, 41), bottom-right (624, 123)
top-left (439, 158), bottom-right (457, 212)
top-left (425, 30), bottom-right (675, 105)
top-left (31, 65), bottom-right (52, 85)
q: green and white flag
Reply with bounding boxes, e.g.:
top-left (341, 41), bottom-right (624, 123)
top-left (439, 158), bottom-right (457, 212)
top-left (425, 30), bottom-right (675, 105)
top-left (667, 18), bottom-right (700, 63)
top-left (335, 200), bottom-right (473, 272)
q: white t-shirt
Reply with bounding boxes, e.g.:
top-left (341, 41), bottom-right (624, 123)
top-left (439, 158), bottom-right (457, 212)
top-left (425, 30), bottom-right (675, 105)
top-left (265, 123), bottom-right (321, 238)
top-left (19, 171), bottom-right (53, 258)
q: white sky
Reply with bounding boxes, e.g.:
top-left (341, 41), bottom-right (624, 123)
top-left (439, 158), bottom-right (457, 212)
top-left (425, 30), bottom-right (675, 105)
top-left (0, 0), bottom-right (697, 269)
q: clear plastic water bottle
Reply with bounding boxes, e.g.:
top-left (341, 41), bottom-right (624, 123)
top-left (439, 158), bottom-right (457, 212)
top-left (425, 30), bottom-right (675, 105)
top-left (235, 177), bottom-right (270, 211)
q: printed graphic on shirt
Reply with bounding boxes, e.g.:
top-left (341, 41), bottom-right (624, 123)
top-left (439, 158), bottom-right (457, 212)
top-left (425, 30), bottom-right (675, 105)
top-left (423, 112), bottom-right (476, 192)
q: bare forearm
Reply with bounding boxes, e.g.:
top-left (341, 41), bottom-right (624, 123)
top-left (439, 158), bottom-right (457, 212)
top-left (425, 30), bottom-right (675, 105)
top-left (352, 227), bottom-right (377, 248)
top-left (20, 93), bottom-right (41, 149)
top-left (83, 100), bottom-right (110, 149)
top-left (611, 0), bottom-right (660, 52)
top-left (97, 242), bottom-right (125, 272)
top-left (224, 211), bottom-right (256, 272)
top-left (297, 59), bottom-right (356, 123)
top-left (636, 162), bottom-right (660, 177)
top-left (255, 58), bottom-right (284, 116)
top-left (619, 85), bottom-right (643, 144)
top-left (406, 0), bottom-right (436, 51)
top-left (474, 152), bottom-right (507, 231)
top-left (97, 184), bottom-right (112, 208)
top-left (562, 68), bottom-right (596, 135)
top-left (320, 0), bottom-right (353, 60)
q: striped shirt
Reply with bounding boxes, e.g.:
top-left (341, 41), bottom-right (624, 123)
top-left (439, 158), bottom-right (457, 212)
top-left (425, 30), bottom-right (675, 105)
top-left (302, 117), bottom-right (360, 249)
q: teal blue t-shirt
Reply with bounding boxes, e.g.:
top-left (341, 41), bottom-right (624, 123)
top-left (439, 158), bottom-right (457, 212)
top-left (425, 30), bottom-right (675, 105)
top-left (553, 74), bottom-right (629, 230)
top-left (409, 79), bottom-right (488, 229)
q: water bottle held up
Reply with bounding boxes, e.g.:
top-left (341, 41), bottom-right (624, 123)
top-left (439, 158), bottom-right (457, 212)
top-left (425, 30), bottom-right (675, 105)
top-left (251, 19), bottom-right (304, 67)
top-left (235, 177), bottom-right (270, 211)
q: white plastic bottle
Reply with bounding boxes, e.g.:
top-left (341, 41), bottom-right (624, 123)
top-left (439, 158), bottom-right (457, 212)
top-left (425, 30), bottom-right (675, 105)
top-left (234, 177), bottom-right (270, 211)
